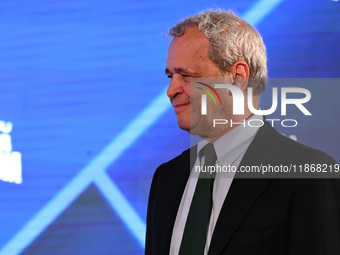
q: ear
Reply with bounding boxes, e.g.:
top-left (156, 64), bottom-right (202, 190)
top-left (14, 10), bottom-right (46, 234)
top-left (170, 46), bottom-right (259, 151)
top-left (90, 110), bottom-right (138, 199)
top-left (230, 61), bottom-right (250, 92)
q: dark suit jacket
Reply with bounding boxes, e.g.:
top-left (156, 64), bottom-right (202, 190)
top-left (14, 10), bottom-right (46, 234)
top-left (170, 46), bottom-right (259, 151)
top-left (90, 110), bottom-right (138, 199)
top-left (145, 121), bottom-right (340, 255)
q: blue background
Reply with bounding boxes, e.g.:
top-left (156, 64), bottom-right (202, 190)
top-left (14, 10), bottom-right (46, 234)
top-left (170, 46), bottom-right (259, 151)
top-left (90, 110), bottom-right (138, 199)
top-left (0, 0), bottom-right (339, 254)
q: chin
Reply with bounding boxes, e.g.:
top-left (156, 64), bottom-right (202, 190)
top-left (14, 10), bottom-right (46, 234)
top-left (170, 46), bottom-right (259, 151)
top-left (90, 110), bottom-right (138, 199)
top-left (177, 119), bottom-right (190, 132)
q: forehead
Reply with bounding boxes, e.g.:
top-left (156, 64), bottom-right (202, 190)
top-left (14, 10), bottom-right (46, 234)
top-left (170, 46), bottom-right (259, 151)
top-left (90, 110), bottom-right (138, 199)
top-left (168, 26), bottom-right (210, 62)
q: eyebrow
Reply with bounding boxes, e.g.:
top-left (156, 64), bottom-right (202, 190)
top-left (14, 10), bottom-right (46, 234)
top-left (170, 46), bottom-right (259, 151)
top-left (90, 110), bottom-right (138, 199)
top-left (165, 67), bottom-right (196, 75)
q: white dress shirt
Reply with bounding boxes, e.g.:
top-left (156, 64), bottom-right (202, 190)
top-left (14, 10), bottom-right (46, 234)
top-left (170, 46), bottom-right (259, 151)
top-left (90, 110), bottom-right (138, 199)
top-left (169, 115), bottom-right (262, 255)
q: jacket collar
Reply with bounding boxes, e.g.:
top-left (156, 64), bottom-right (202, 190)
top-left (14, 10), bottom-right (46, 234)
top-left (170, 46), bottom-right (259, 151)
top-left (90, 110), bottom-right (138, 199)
top-left (208, 121), bottom-right (282, 255)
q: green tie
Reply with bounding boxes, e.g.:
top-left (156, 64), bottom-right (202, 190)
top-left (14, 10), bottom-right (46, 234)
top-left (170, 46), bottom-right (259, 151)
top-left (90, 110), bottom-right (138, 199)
top-left (179, 143), bottom-right (217, 255)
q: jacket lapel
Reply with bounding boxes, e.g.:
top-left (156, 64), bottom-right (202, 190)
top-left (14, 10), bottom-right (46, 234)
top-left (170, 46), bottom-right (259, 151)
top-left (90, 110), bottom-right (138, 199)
top-left (208, 121), bottom-right (282, 255)
top-left (158, 146), bottom-right (197, 254)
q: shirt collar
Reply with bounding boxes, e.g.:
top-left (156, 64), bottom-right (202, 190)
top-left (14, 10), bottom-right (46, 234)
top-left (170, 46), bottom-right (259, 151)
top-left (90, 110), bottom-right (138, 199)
top-left (197, 115), bottom-right (263, 166)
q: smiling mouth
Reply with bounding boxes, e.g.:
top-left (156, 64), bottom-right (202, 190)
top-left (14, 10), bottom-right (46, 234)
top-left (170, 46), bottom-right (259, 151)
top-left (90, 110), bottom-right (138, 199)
top-left (173, 103), bottom-right (190, 111)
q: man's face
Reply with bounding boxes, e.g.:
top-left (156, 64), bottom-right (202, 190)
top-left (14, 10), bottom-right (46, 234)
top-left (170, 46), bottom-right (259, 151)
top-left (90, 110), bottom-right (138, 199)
top-left (166, 26), bottom-right (229, 136)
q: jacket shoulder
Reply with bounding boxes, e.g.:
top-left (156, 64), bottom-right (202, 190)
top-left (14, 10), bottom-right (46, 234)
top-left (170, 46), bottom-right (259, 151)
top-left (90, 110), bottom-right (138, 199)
top-left (272, 127), bottom-right (337, 164)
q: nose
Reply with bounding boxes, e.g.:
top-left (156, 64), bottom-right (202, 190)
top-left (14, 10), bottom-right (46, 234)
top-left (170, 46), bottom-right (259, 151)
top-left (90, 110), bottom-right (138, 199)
top-left (167, 74), bottom-right (185, 100)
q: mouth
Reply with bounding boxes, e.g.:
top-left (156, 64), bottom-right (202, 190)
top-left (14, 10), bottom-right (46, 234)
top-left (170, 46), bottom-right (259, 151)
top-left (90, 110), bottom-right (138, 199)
top-left (173, 103), bottom-right (190, 112)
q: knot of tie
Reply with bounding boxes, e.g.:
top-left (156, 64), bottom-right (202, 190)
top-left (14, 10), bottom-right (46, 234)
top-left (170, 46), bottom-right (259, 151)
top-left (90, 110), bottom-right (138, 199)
top-left (198, 143), bottom-right (217, 178)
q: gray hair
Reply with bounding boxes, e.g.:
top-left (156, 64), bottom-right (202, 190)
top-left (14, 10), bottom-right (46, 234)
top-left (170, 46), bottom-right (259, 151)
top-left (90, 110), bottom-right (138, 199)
top-left (168, 9), bottom-right (267, 94)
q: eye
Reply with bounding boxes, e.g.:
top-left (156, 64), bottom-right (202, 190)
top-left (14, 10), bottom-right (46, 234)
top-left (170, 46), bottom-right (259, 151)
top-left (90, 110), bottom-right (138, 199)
top-left (167, 74), bottom-right (173, 79)
top-left (182, 74), bottom-right (191, 81)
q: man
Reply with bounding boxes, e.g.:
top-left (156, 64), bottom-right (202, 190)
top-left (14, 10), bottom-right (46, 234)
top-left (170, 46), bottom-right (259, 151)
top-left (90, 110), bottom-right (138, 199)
top-left (145, 10), bottom-right (340, 255)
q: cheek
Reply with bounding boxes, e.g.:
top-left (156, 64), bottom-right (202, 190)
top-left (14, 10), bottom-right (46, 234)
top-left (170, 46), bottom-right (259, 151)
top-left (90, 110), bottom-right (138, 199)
top-left (188, 86), bottom-right (200, 109)
top-left (184, 85), bottom-right (190, 97)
